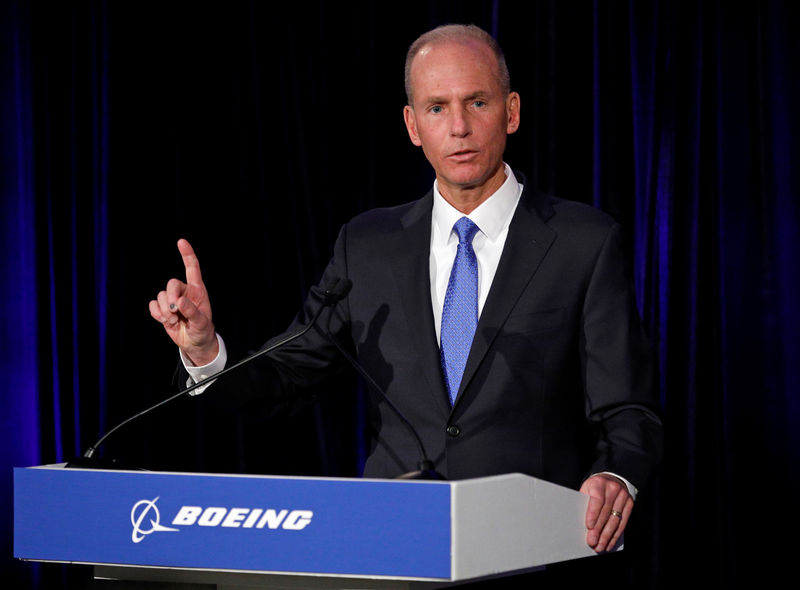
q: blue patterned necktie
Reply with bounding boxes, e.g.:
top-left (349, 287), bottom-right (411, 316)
top-left (440, 216), bottom-right (480, 406)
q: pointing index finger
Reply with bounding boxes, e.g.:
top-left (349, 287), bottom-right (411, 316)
top-left (177, 238), bottom-right (203, 287)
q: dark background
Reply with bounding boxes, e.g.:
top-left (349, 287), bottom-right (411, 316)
top-left (2, 0), bottom-right (798, 588)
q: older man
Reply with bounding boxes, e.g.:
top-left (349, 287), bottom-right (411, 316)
top-left (150, 24), bottom-right (662, 559)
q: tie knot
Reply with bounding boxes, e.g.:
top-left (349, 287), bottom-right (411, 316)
top-left (453, 217), bottom-right (480, 245)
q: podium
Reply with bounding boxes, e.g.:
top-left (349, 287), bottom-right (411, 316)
top-left (14, 464), bottom-right (609, 589)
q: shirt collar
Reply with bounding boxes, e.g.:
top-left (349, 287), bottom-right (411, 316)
top-left (432, 163), bottom-right (521, 244)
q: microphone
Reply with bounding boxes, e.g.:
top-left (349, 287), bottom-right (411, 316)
top-left (67, 278), bottom-right (352, 469)
top-left (319, 292), bottom-right (445, 481)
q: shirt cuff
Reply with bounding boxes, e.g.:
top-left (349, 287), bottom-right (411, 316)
top-left (596, 471), bottom-right (639, 500)
top-left (179, 334), bottom-right (228, 395)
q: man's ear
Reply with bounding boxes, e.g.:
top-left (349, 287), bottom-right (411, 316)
top-left (506, 92), bottom-right (521, 134)
top-left (403, 105), bottom-right (422, 146)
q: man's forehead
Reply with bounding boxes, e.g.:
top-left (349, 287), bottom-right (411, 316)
top-left (414, 38), bottom-right (493, 64)
top-left (410, 39), bottom-right (498, 84)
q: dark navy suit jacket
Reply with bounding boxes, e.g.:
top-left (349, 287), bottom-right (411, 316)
top-left (222, 172), bottom-right (663, 491)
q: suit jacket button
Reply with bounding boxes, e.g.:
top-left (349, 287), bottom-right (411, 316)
top-left (446, 425), bottom-right (461, 437)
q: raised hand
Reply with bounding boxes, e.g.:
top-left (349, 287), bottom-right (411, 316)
top-left (149, 239), bottom-right (219, 366)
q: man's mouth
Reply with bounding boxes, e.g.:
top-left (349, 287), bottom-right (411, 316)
top-left (447, 149), bottom-right (478, 161)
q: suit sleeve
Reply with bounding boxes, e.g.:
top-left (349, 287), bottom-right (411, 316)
top-left (580, 223), bottom-right (663, 491)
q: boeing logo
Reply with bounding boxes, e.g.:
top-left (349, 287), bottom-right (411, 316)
top-left (172, 506), bottom-right (314, 530)
top-left (130, 498), bottom-right (313, 543)
top-left (130, 497), bottom-right (179, 543)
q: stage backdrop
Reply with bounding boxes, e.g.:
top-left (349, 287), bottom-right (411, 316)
top-left (2, 1), bottom-right (798, 588)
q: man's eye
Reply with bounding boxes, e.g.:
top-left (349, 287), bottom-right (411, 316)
top-left (430, 105), bottom-right (443, 114)
top-left (473, 100), bottom-right (486, 108)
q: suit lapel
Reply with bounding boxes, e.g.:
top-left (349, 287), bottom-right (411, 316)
top-left (389, 193), bottom-right (452, 417)
top-left (454, 184), bottom-right (557, 408)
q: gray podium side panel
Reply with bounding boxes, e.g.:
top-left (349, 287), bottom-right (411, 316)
top-left (450, 474), bottom-right (598, 580)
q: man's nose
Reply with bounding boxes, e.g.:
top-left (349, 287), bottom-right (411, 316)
top-left (449, 108), bottom-right (471, 137)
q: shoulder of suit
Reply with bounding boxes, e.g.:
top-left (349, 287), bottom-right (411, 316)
top-left (516, 190), bottom-right (623, 254)
top-left (550, 197), bottom-right (616, 225)
top-left (342, 191), bottom-right (432, 235)
top-left (509, 171), bottom-right (618, 232)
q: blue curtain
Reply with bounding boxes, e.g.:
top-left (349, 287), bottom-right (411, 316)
top-left (1, 1), bottom-right (39, 585)
top-left (2, 1), bottom-right (797, 587)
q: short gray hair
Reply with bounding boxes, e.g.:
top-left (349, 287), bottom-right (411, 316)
top-left (404, 24), bottom-right (511, 105)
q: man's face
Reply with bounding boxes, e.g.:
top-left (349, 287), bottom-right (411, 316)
top-left (403, 39), bottom-right (520, 205)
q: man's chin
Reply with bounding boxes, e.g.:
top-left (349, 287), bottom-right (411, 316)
top-left (438, 168), bottom-right (504, 195)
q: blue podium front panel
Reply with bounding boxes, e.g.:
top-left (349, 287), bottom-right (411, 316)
top-left (14, 467), bottom-right (452, 579)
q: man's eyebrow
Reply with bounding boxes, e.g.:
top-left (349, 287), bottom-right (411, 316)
top-left (463, 91), bottom-right (491, 101)
top-left (421, 91), bottom-right (492, 105)
top-left (421, 95), bottom-right (448, 105)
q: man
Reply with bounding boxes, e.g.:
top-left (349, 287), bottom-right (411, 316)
top-left (150, 24), bottom-right (662, 557)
